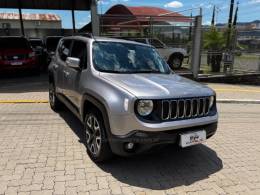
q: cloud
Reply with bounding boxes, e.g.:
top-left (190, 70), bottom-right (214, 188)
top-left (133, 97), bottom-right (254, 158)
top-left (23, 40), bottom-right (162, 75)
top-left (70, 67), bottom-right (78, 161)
top-left (164, 1), bottom-right (183, 8)
top-left (249, 0), bottom-right (260, 4)
top-left (203, 21), bottom-right (211, 25)
top-left (98, 0), bottom-right (129, 5)
top-left (98, 0), bottom-right (109, 5)
top-left (110, 0), bottom-right (129, 2)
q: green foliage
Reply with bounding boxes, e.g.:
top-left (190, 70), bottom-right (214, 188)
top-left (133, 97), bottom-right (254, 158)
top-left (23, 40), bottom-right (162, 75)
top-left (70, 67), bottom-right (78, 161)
top-left (203, 27), bottom-right (225, 50)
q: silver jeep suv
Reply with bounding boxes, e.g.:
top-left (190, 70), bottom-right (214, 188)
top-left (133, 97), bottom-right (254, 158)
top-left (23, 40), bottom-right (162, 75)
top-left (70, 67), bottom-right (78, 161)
top-left (48, 35), bottom-right (218, 162)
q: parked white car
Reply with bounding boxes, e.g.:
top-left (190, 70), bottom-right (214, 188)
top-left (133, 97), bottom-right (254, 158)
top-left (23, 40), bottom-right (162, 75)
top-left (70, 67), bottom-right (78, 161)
top-left (126, 38), bottom-right (188, 69)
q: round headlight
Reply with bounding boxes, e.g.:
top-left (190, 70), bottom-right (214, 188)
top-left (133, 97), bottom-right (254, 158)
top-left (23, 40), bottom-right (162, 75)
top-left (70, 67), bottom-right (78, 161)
top-left (137, 100), bottom-right (154, 116)
top-left (209, 96), bottom-right (215, 108)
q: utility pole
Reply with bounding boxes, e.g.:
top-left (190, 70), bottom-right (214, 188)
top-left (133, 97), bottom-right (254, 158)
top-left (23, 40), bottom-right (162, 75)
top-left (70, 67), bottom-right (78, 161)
top-left (189, 12), bottom-right (192, 41)
top-left (232, 2), bottom-right (239, 51)
top-left (233, 2), bottom-right (239, 27)
top-left (211, 6), bottom-right (215, 26)
top-left (226, 0), bottom-right (235, 49)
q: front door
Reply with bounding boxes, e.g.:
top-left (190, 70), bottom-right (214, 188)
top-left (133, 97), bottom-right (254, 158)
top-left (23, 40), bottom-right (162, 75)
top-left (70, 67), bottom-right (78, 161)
top-left (55, 39), bottom-right (72, 94)
top-left (63, 40), bottom-right (88, 109)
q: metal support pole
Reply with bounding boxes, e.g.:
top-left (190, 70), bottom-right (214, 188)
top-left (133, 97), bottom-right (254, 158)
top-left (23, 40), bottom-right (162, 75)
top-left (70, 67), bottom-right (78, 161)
top-left (18, 0), bottom-right (25, 36)
top-left (258, 55), bottom-right (260, 72)
top-left (149, 17), bottom-right (153, 42)
top-left (72, 9), bottom-right (76, 34)
top-left (91, 0), bottom-right (100, 36)
top-left (71, 0), bottom-right (76, 34)
top-left (191, 16), bottom-right (202, 79)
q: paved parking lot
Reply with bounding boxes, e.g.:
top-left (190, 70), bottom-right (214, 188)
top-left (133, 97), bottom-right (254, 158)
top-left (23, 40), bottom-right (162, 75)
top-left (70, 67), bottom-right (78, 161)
top-left (0, 102), bottom-right (260, 195)
top-left (1, 74), bottom-right (260, 102)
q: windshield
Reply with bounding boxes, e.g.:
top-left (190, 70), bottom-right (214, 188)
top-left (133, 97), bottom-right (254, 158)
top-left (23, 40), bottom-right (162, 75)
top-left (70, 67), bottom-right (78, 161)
top-left (0, 37), bottom-right (31, 49)
top-left (93, 41), bottom-right (171, 74)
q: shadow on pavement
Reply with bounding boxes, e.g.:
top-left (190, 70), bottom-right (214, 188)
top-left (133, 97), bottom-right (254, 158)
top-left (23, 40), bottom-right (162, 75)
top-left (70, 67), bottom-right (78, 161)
top-left (0, 73), bottom-right (48, 93)
top-left (59, 107), bottom-right (223, 190)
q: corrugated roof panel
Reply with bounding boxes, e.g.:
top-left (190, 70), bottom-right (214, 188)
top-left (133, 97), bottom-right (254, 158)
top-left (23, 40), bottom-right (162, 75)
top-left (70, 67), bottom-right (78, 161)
top-left (0, 13), bottom-right (61, 21)
top-left (0, 0), bottom-right (91, 11)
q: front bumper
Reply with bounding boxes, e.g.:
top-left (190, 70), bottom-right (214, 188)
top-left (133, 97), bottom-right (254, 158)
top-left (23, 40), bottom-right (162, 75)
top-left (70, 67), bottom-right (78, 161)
top-left (109, 113), bottom-right (218, 136)
top-left (108, 122), bottom-right (218, 156)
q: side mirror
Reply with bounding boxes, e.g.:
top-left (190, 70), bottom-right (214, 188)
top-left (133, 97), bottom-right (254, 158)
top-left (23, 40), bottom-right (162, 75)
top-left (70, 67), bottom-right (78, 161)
top-left (66, 57), bottom-right (80, 69)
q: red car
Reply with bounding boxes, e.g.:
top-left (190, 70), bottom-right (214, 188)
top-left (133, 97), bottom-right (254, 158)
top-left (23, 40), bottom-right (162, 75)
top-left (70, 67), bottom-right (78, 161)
top-left (0, 36), bottom-right (39, 74)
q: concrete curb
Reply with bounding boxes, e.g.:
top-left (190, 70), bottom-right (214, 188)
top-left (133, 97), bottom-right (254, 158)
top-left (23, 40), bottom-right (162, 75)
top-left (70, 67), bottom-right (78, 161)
top-left (217, 99), bottom-right (260, 104)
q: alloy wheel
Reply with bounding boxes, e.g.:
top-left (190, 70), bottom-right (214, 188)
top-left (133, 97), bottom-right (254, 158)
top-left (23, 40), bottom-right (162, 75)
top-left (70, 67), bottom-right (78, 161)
top-left (86, 115), bottom-right (102, 156)
top-left (172, 58), bottom-right (181, 69)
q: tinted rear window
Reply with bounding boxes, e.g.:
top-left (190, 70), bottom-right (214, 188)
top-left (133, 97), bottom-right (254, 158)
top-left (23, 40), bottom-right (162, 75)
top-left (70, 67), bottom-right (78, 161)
top-left (46, 37), bottom-right (62, 52)
top-left (0, 37), bottom-right (31, 49)
top-left (30, 40), bottom-right (43, 48)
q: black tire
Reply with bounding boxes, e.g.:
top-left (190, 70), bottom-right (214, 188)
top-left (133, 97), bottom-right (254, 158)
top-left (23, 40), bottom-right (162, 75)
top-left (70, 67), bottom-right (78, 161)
top-left (84, 109), bottom-right (113, 162)
top-left (168, 55), bottom-right (183, 70)
top-left (49, 82), bottom-right (62, 111)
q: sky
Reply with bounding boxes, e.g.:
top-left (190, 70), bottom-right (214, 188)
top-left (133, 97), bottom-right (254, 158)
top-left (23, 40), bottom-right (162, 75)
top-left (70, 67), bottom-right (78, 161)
top-left (0, 0), bottom-right (260, 29)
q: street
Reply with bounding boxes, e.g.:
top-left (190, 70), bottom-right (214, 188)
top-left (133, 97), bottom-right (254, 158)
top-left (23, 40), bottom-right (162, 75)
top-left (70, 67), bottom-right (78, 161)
top-left (0, 102), bottom-right (260, 195)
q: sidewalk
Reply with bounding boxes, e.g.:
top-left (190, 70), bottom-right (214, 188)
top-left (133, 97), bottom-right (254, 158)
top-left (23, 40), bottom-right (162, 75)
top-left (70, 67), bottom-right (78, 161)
top-left (0, 74), bottom-right (259, 103)
top-left (206, 83), bottom-right (260, 103)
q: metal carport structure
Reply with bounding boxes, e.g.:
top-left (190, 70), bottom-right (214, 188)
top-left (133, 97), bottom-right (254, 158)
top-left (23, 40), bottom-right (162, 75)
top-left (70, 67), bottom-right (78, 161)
top-left (0, 0), bottom-right (99, 36)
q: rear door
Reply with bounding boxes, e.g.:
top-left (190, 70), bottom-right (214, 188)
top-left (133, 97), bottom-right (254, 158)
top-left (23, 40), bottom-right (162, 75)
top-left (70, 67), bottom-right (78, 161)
top-left (63, 40), bottom-right (88, 109)
top-left (55, 39), bottom-right (72, 95)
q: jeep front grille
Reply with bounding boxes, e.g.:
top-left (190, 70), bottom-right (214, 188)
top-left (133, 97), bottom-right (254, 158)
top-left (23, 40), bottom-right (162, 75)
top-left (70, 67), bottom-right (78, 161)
top-left (161, 97), bottom-right (211, 121)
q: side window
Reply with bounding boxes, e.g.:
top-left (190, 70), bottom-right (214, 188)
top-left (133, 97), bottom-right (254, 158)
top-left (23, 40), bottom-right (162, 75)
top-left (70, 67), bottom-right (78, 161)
top-left (150, 39), bottom-right (164, 48)
top-left (70, 41), bottom-right (88, 69)
top-left (59, 40), bottom-right (72, 61)
top-left (133, 39), bottom-right (147, 44)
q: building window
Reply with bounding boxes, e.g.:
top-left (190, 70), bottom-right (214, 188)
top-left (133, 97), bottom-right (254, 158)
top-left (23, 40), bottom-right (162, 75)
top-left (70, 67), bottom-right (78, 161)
top-left (2, 23), bottom-right (11, 29)
top-left (35, 21), bottom-right (41, 26)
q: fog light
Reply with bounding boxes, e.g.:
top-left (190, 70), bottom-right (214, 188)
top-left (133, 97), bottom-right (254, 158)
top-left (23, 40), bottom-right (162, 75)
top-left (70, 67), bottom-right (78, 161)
top-left (125, 142), bottom-right (135, 150)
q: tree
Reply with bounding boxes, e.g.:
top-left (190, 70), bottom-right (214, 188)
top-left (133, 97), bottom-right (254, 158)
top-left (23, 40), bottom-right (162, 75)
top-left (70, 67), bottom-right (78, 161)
top-left (204, 27), bottom-right (225, 72)
top-left (204, 27), bottom-right (225, 50)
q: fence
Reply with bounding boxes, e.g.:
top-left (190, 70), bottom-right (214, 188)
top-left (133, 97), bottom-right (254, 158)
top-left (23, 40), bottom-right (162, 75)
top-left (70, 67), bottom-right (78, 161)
top-left (200, 27), bottom-right (260, 75)
top-left (99, 14), bottom-right (198, 74)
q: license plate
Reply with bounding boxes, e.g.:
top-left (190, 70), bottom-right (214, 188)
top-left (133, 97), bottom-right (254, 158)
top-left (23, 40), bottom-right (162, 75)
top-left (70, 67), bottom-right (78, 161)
top-left (180, 130), bottom-right (206, 148)
top-left (11, 62), bottom-right (23, 66)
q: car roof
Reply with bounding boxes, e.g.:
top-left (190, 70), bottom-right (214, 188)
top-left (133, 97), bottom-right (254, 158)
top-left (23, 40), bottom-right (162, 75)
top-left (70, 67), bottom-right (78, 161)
top-left (62, 36), bottom-right (152, 47)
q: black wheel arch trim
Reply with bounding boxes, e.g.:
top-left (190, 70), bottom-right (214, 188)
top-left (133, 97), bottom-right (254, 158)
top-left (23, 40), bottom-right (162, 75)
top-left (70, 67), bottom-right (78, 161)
top-left (81, 94), bottom-right (113, 138)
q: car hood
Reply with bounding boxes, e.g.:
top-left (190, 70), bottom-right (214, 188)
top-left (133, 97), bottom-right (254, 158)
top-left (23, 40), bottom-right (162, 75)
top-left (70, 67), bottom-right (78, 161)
top-left (100, 73), bottom-right (215, 99)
